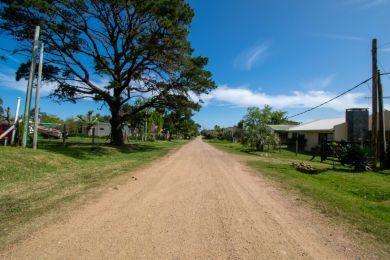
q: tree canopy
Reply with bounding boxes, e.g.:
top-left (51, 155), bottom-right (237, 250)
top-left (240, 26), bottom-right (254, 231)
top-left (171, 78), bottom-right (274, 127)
top-left (39, 112), bottom-right (63, 123)
top-left (77, 110), bottom-right (98, 132)
top-left (0, 0), bottom-right (216, 145)
top-left (240, 105), bottom-right (287, 151)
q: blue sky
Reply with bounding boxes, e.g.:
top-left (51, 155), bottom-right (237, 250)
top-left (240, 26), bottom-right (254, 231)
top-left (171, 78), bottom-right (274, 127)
top-left (1, 0), bottom-right (390, 129)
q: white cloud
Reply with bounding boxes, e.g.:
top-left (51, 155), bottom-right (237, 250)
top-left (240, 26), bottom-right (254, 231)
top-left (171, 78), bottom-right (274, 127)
top-left (233, 44), bottom-right (268, 71)
top-left (380, 48), bottom-right (390, 52)
top-left (0, 70), bottom-right (57, 95)
top-left (0, 71), bottom-right (26, 92)
top-left (0, 68), bottom-right (111, 97)
top-left (199, 85), bottom-right (368, 112)
top-left (314, 33), bottom-right (365, 42)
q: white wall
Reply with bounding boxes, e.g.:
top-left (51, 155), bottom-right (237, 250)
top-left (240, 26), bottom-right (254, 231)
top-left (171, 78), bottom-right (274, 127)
top-left (303, 132), bottom-right (318, 151)
top-left (334, 123), bottom-right (347, 141)
top-left (291, 131), bottom-right (334, 151)
top-left (368, 110), bottom-right (390, 130)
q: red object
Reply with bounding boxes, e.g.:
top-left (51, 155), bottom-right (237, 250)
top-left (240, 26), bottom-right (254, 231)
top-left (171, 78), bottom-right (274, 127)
top-left (0, 123), bottom-right (12, 140)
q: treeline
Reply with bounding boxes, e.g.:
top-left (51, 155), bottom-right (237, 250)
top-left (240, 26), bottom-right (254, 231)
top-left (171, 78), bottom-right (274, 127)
top-left (202, 105), bottom-right (296, 151)
top-left (37, 108), bottom-right (200, 140)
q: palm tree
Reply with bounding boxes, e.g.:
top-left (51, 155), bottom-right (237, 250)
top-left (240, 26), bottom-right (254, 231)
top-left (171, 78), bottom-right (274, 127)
top-left (77, 110), bottom-right (98, 135)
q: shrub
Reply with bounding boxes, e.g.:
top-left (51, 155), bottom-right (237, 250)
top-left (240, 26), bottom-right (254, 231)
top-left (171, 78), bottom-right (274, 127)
top-left (336, 144), bottom-right (370, 171)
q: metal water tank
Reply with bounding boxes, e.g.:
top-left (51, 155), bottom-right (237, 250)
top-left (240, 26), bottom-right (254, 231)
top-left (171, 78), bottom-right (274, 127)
top-left (346, 108), bottom-right (369, 143)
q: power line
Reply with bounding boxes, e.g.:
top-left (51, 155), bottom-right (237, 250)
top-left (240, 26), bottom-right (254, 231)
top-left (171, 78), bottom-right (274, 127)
top-left (287, 76), bottom-right (372, 119)
top-left (378, 61), bottom-right (390, 81)
top-left (287, 71), bottom-right (390, 119)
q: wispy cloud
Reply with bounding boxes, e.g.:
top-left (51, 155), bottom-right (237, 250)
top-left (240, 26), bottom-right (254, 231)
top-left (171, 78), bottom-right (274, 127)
top-left (1, 54), bottom-right (21, 64)
top-left (0, 69), bottom-right (110, 96)
top-left (198, 85), bottom-right (367, 112)
top-left (314, 33), bottom-right (365, 42)
top-left (233, 43), bottom-right (268, 71)
top-left (302, 75), bottom-right (335, 90)
top-left (0, 70), bottom-right (57, 95)
top-left (343, 0), bottom-right (389, 8)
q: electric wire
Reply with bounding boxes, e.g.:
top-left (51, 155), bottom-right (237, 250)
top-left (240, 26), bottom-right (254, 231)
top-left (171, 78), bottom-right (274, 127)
top-left (287, 71), bottom-right (390, 119)
top-left (287, 76), bottom-right (372, 119)
top-left (378, 61), bottom-right (390, 81)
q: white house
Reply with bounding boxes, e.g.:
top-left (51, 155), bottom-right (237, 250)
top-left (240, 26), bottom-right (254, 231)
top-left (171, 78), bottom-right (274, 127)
top-left (82, 122), bottom-right (130, 137)
top-left (288, 118), bottom-right (345, 151)
top-left (267, 124), bottom-right (295, 144)
top-left (288, 109), bottom-right (390, 151)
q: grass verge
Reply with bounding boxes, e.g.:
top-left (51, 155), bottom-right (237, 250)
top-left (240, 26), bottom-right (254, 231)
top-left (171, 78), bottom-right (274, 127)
top-left (0, 137), bottom-right (186, 249)
top-left (206, 139), bottom-right (390, 255)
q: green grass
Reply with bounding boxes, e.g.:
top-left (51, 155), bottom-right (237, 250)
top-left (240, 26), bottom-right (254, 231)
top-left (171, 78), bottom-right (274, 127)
top-left (206, 139), bottom-right (390, 253)
top-left (0, 137), bottom-right (185, 248)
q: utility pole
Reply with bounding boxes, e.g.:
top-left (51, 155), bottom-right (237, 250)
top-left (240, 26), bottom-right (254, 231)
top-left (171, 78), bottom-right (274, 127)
top-left (371, 39), bottom-right (378, 165)
top-left (22, 25), bottom-right (40, 147)
top-left (144, 110), bottom-right (148, 141)
top-left (33, 43), bottom-right (44, 150)
top-left (378, 70), bottom-right (386, 168)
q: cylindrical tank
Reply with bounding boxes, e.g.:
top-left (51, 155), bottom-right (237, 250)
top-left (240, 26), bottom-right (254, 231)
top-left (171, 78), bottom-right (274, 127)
top-left (346, 108), bottom-right (369, 143)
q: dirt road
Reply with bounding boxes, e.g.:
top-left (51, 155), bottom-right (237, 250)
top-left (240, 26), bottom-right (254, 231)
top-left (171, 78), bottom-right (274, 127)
top-left (2, 138), bottom-right (363, 259)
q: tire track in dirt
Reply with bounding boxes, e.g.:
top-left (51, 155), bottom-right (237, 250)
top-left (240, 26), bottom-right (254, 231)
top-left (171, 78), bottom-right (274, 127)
top-left (1, 137), bottom-right (364, 259)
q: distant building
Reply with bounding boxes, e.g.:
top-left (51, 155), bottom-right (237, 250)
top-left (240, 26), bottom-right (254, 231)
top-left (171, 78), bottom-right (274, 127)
top-left (287, 109), bottom-right (390, 151)
top-left (287, 118), bottom-right (345, 151)
top-left (267, 125), bottom-right (294, 144)
top-left (81, 122), bottom-right (130, 137)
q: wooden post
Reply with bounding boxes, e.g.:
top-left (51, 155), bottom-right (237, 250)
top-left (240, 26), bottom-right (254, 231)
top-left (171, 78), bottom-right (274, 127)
top-left (295, 139), bottom-right (298, 156)
top-left (378, 70), bottom-right (386, 168)
top-left (145, 111), bottom-right (148, 142)
top-left (62, 124), bottom-right (67, 147)
top-left (22, 25), bottom-right (40, 147)
top-left (92, 127), bottom-right (95, 144)
top-left (10, 97), bottom-right (21, 145)
top-left (33, 43), bottom-right (44, 150)
top-left (371, 39), bottom-right (378, 166)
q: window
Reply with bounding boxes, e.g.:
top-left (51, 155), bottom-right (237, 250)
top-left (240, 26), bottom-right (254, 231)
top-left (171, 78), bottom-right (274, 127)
top-left (318, 133), bottom-right (333, 144)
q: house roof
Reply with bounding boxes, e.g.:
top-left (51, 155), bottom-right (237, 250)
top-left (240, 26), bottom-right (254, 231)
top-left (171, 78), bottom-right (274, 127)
top-left (288, 118), bottom-right (345, 132)
top-left (267, 125), bottom-right (293, 131)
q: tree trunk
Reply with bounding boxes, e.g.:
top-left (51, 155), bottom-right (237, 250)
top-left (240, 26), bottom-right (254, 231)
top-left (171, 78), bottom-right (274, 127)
top-left (110, 108), bottom-right (124, 146)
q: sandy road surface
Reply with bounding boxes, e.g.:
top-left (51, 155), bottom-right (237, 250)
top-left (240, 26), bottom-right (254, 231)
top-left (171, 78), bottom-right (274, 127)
top-left (2, 138), bottom-right (363, 259)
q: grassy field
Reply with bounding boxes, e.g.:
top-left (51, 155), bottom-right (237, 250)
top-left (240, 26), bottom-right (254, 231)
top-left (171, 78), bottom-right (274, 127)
top-left (206, 139), bottom-right (390, 254)
top-left (0, 137), bottom-right (185, 248)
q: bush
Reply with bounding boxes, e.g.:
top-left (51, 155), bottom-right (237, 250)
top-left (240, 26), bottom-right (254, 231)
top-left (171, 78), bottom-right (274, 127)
top-left (336, 144), bottom-right (370, 171)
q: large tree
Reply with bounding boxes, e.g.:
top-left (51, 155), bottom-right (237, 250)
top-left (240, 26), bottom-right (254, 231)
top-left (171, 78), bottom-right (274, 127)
top-left (0, 0), bottom-right (215, 145)
top-left (163, 98), bottom-right (200, 139)
top-left (240, 105), bottom-right (287, 151)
